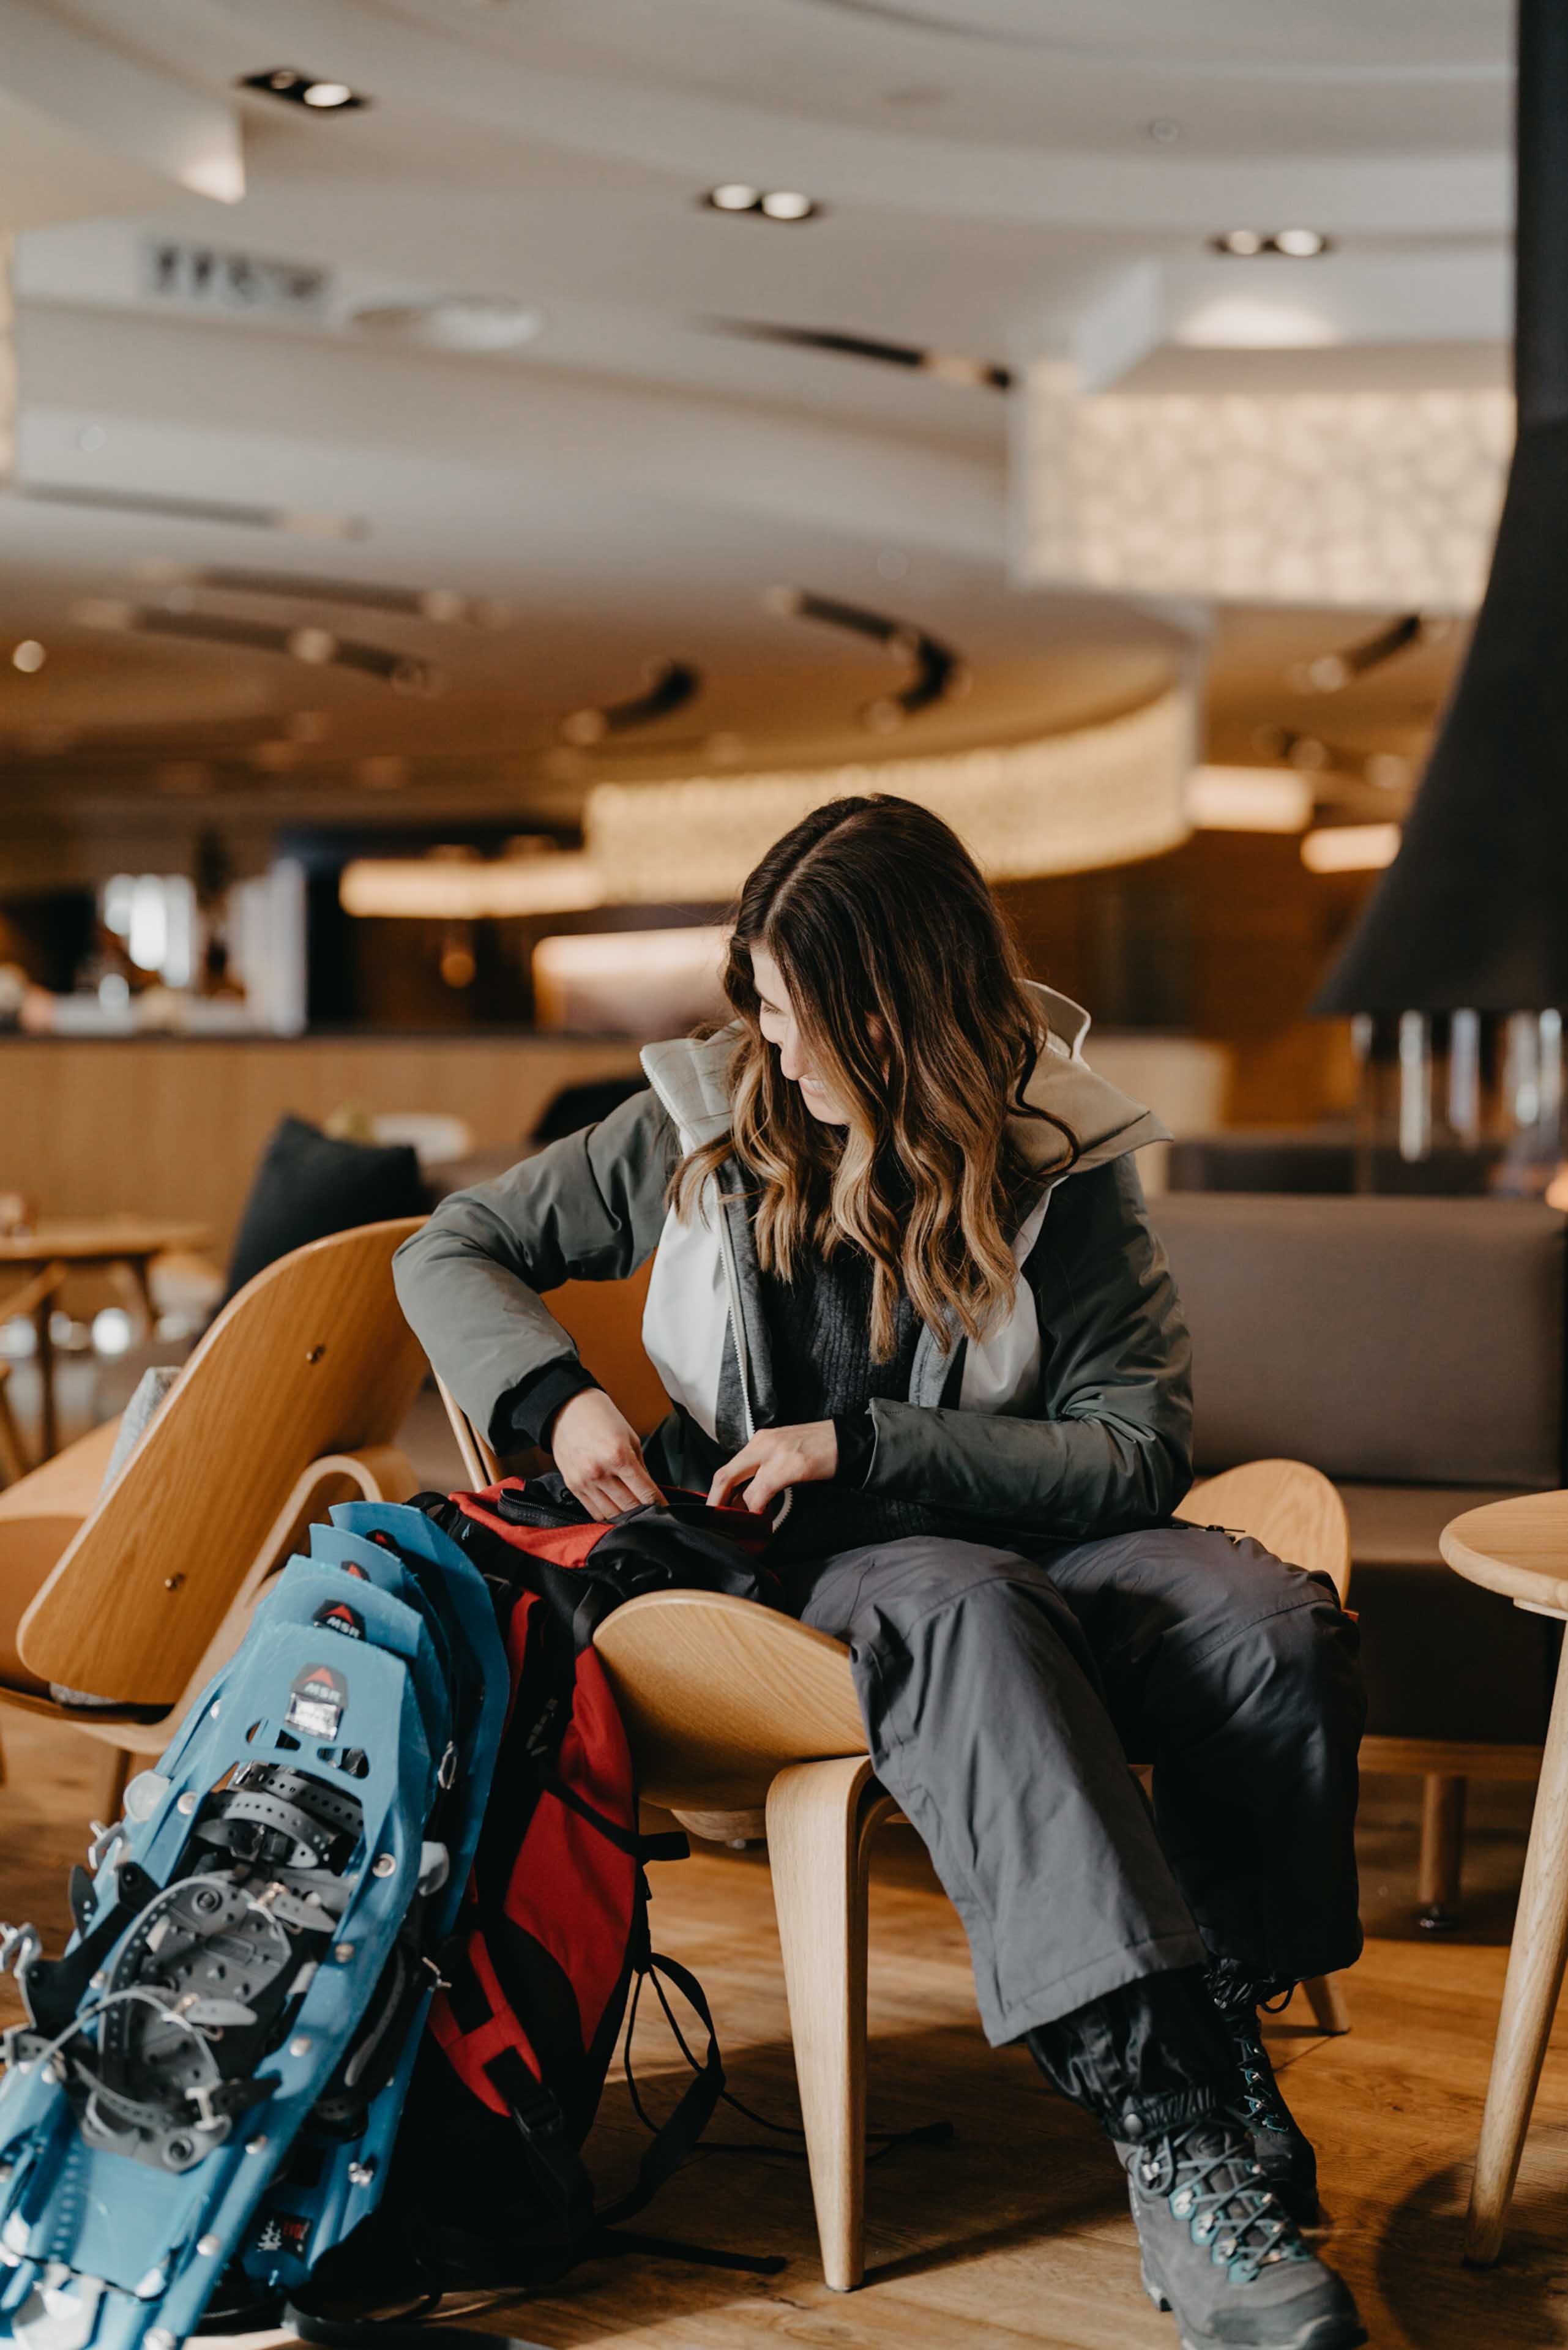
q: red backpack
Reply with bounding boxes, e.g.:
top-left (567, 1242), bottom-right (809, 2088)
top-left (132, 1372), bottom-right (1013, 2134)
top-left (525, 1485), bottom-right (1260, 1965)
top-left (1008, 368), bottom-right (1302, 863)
top-left (301, 1474), bottom-right (785, 2315)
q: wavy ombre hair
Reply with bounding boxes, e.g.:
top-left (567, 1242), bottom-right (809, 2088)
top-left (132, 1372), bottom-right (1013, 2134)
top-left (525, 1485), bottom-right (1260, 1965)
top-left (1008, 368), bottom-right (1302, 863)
top-left (670, 794), bottom-right (1078, 1360)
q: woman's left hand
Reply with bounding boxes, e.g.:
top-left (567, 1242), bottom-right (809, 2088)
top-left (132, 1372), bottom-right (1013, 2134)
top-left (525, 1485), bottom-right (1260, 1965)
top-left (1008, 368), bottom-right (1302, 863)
top-left (707, 1421), bottom-right (838, 1514)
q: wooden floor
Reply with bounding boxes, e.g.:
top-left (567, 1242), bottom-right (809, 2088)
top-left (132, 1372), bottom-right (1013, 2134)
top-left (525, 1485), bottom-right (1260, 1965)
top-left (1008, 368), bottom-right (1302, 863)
top-left (3, 1713), bottom-right (1568, 2348)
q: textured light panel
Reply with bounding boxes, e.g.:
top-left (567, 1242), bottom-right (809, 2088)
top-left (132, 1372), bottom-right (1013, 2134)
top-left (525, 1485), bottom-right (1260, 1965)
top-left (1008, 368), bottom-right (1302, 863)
top-left (1020, 365), bottom-right (1514, 612)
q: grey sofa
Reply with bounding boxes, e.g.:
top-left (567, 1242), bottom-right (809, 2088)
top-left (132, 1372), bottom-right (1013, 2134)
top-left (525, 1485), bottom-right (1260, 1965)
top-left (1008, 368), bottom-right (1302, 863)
top-left (1152, 1192), bottom-right (1567, 1918)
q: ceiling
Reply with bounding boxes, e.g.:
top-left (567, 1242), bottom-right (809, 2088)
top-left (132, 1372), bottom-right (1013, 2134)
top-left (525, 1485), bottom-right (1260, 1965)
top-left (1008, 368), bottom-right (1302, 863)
top-left (0, 0), bottom-right (1512, 864)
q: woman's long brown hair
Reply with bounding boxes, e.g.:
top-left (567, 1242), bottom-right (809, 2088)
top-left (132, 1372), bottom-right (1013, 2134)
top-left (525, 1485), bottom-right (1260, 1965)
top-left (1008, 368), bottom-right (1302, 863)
top-left (670, 794), bottom-right (1078, 1360)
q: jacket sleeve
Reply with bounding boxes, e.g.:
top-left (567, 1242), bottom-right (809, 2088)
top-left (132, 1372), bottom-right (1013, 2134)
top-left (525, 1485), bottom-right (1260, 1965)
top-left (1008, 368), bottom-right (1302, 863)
top-left (859, 1154), bottom-right (1193, 1537)
top-left (392, 1086), bottom-right (680, 1454)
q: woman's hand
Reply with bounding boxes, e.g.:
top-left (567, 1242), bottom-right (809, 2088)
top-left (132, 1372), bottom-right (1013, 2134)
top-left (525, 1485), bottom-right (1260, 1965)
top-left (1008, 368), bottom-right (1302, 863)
top-left (548, 1388), bottom-right (664, 1520)
top-left (707, 1421), bottom-right (838, 1515)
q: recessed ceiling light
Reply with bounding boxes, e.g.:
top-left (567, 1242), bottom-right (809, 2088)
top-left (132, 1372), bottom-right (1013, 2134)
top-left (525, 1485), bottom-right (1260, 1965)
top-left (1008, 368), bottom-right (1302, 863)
top-left (1212, 226), bottom-right (1333, 259)
top-left (1145, 117), bottom-right (1182, 143)
top-left (1274, 228), bottom-right (1330, 258)
top-left (759, 190), bottom-right (817, 222)
top-left (10, 641), bottom-right (47, 674)
top-left (704, 185), bottom-right (820, 222)
top-left (240, 69), bottom-right (368, 112)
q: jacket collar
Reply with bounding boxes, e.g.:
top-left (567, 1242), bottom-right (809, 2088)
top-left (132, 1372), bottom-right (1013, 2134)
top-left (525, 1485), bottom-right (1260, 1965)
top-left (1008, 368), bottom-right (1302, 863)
top-left (640, 980), bottom-right (1169, 1173)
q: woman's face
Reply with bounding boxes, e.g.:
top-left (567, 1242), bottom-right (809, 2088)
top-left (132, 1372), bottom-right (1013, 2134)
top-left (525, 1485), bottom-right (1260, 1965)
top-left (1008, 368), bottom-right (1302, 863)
top-left (750, 944), bottom-right (851, 1125)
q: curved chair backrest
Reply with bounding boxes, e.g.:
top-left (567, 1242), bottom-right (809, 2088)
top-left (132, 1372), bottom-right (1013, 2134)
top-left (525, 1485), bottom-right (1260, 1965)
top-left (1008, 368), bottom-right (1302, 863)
top-left (19, 1217), bottom-right (427, 1706)
top-left (438, 1257), bottom-right (668, 1483)
top-left (1176, 1457), bottom-right (1351, 1603)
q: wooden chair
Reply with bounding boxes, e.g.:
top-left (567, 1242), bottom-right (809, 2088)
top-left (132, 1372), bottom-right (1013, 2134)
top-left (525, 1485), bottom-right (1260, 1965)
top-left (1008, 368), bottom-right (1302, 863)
top-left (0, 1218), bottom-right (428, 1816)
top-left (0, 1266), bottom-right (65, 1488)
top-left (438, 1286), bottom-right (1355, 2292)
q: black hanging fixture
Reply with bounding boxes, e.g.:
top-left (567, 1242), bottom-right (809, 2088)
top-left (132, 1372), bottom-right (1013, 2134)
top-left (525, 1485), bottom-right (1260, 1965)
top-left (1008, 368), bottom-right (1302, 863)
top-left (1313, 0), bottom-right (1568, 1016)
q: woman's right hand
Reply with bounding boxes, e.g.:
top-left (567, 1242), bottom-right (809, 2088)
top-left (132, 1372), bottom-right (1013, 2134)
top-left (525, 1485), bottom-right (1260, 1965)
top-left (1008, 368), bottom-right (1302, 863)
top-left (548, 1387), bottom-right (664, 1520)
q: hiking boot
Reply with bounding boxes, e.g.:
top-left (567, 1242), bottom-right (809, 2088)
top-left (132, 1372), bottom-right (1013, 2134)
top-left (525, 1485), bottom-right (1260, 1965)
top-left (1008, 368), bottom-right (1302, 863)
top-left (1115, 2109), bottom-right (1364, 2350)
top-left (1218, 1996), bottom-right (1319, 2226)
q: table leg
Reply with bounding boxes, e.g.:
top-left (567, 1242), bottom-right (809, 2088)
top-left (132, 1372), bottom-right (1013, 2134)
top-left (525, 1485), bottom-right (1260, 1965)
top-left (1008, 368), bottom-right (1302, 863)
top-left (33, 1290), bottom-right (57, 1462)
top-left (127, 1255), bottom-right (157, 1340)
top-left (1465, 1634), bottom-right (1568, 2262)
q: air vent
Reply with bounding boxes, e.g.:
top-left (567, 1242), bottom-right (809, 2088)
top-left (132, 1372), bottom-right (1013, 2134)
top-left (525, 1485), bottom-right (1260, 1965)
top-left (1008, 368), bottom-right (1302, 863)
top-left (21, 486), bottom-right (365, 539)
top-left (143, 239), bottom-right (330, 318)
top-left (712, 319), bottom-right (1010, 390)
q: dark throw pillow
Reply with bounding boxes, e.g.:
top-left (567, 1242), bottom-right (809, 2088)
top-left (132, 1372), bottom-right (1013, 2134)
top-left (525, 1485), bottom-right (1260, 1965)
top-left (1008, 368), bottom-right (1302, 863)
top-left (224, 1114), bottom-right (426, 1302)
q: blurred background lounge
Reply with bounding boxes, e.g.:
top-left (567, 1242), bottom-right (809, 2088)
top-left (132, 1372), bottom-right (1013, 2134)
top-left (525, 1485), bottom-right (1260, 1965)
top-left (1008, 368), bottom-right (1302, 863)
top-left (2, 4), bottom-right (1565, 1929)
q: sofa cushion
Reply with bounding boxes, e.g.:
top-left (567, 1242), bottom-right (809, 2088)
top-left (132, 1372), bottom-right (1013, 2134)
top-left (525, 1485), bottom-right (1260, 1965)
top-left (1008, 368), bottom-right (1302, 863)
top-left (225, 1116), bottom-right (427, 1302)
top-left (1152, 1193), bottom-right (1567, 1488)
top-left (1340, 1481), bottom-right (1518, 1567)
top-left (1334, 1478), bottom-right (1560, 1748)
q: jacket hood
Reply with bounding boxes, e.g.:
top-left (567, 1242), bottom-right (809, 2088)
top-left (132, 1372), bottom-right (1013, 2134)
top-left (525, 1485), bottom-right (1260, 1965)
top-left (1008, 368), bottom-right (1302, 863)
top-left (640, 979), bottom-right (1169, 1175)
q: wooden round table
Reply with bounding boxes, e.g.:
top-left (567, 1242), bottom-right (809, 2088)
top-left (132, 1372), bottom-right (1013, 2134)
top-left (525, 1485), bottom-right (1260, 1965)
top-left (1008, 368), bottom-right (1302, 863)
top-left (0, 1219), bottom-right (212, 1461)
top-left (1441, 1490), bottom-right (1568, 2262)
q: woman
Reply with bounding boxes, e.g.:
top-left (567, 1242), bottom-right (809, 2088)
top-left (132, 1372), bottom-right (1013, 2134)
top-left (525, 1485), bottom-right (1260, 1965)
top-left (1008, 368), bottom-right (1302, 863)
top-left (394, 795), bottom-right (1365, 2350)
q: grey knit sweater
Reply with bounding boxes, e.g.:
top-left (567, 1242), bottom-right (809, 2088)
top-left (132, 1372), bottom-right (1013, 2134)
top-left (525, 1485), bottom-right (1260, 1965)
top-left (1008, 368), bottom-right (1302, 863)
top-left (756, 1233), bottom-right (957, 1568)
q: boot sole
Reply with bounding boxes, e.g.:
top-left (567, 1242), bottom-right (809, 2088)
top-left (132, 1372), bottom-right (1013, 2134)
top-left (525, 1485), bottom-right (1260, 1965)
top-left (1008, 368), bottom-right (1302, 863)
top-left (1140, 2267), bottom-right (1367, 2350)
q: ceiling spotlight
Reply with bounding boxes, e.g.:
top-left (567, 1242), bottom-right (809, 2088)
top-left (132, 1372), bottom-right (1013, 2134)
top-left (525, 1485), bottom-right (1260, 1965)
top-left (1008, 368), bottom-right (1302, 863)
top-left (704, 186), bottom-right (819, 222)
top-left (240, 69), bottom-right (368, 111)
top-left (1145, 117), bottom-right (1182, 144)
top-left (287, 627), bottom-right (337, 665)
top-left (10, 641), bottom-right (47, 674)
top-left (1215, 230), bottom-right (1266, 258)
top-left (1274, 228), bottom-right (1329, 258)
top-left (759, 190), bottom-right (817, 222)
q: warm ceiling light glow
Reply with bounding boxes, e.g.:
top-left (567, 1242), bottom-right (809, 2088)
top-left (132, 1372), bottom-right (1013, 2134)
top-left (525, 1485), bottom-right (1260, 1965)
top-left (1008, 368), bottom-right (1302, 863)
top-left (759, 190), bottom-right (817, 222)
top-left (302, 81), bottom-right (355, 108)
top-left (1186, 766), bottom-right (1313, 833)
top-left (586, 687), bottom-right (1193, 903)
top-left (1301, 822), bottom-right (1401, 873)
top-left (10, 641), bottom-right (46, 674)
top-left (1176, 295), bottom-right (1340, 351)
top-left (340, 854), bottom-right (605, 919)
top-left (1274, 228), bottom-right (1329, 258)
top-left (1215, 230), bottom-right (1266, 257)
top-left (534, 927), bottom-right (728, 982)
top-left (707, 184), bottom-right (761, 212)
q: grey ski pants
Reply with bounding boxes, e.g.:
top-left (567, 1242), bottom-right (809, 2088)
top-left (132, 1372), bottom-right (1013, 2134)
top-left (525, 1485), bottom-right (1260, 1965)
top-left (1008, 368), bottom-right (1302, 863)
top-left (789, 1523), bottom-right (1364, 2048)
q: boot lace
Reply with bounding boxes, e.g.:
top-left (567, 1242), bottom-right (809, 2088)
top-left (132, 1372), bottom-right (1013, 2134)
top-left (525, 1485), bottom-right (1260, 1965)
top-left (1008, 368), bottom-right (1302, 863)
top-left (1135, 2118), bottom-right (1310, 2286)
top-left (1224, 2006), bottom-right (1294, 2139)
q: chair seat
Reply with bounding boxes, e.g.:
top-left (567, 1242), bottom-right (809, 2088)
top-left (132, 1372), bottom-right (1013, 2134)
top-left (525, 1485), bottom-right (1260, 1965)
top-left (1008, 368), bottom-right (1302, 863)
top-left (593, 1589), bottom-right (866, 1810)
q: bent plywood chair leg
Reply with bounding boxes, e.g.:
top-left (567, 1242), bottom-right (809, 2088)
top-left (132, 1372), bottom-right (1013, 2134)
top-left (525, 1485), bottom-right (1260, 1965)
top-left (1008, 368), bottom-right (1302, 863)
top-left (1466, 1646), bottom-right (1568, 2263)
top-left (1300, 1972), bottom-right (1351, 2035)
top-left (94, 1744), bottom-right (133, 1822)
top-left (766, 1755), bottom-right (894, 2292)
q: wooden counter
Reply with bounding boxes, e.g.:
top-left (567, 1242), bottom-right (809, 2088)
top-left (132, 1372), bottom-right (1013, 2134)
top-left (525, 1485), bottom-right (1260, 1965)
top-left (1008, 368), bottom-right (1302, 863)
top-left (0, 1032), bottom-right (642, 1255)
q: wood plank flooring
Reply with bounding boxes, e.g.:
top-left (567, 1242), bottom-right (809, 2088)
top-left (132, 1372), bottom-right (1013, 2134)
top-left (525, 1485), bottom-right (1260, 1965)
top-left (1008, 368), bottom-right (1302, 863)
top-left (4, 1712), bottom-right (1568, 2348)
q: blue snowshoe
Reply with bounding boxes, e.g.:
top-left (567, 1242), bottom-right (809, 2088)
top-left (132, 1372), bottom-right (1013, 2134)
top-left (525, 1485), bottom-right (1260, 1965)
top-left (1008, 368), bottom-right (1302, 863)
top-left (0, 1504), bottom-right (509, 2350)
